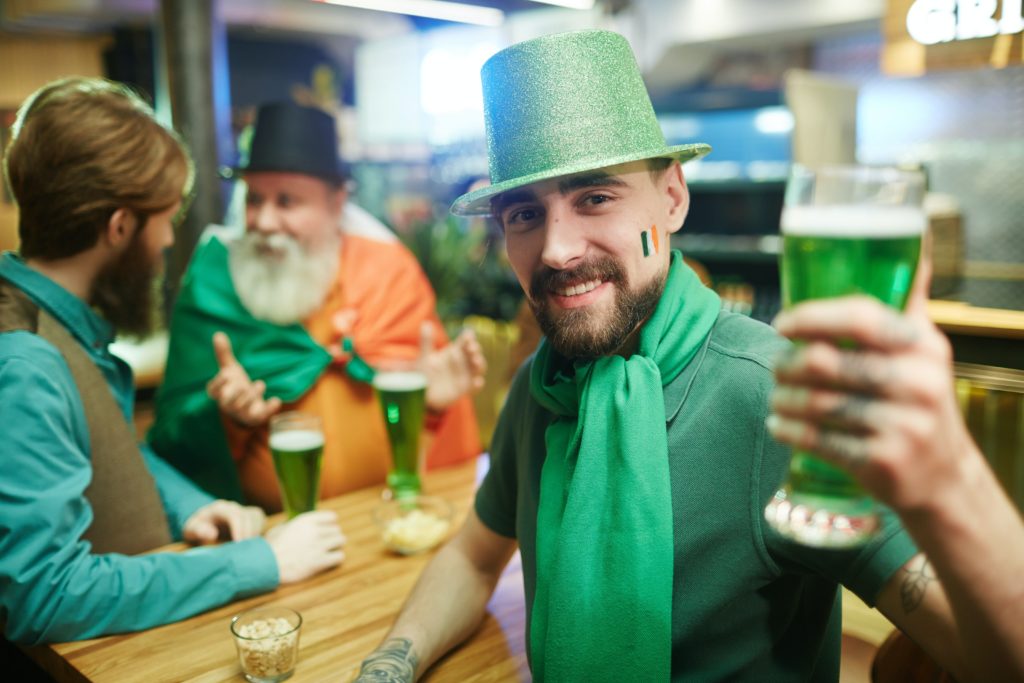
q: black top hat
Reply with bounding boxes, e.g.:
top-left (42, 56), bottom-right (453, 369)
top-left (238, 102), bottom-right (347, 183)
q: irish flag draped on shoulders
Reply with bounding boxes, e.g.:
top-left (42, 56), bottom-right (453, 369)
top-left (149, 230), bottom-right (481, 505)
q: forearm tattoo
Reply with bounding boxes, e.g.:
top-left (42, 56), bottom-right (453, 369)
top-left (356, 638), bottom-right (419, 683)
top-left (900, 556), bottom-right (936, 614)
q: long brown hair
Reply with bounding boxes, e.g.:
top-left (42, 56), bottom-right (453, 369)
top-left (3, 77), bottom-right (194, 260)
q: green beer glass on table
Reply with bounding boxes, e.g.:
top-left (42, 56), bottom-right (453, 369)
top-left (373, 367), bottom-right (428, 500)
top-left (765, 164), bottom-right (926, 547)
top-left (269, 412), bottom-right (325, 518)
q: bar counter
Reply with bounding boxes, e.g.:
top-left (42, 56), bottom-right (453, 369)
top-left (927, 300), bottom-right (1024, 339)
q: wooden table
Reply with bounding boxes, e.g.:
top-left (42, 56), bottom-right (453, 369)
top-left (23, 459), bottom-right (531, 682)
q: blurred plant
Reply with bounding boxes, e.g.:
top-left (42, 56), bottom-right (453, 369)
top-left (400, 215), bottom-right (522, 324)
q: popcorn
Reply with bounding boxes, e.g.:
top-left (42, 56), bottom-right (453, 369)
top-left (383, 509), bottom-right (451, 554)
top-left (234, 617), bottom-right (299, 679)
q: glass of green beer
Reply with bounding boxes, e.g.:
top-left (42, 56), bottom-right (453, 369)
top-left (373, 367), bottom-right (428, 500)
top-left (269, 412), bottom-right (325, 519)
top-left (765, 164), bottom-right (926, 547)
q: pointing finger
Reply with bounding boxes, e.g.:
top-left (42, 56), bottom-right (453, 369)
top-left (212, 332), bottom-right (238, 369)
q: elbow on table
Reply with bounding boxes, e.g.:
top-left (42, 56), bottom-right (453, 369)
top-left (2, 596), bottom-right (77, 646)
top-left (2, 568), bottom-right (100, 645)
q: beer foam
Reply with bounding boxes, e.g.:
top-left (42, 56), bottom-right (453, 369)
top-left (372, 370), bottom-right (427, 392)
top-left (781, 205), bottom-right (926, 237)
top-left (269, 429), bottom-right (324, 452)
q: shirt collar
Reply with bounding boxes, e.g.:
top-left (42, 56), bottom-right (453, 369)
top-left (664, 312), bottom-right (717, 424)
top-left (0, 251), bottom-right (115, 352)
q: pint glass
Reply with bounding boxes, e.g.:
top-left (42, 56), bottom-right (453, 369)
top-left (269, 412), bottom-right (325, 518)
top-left (373, 369), bottom-right (428, 499)
top-left (765, 164), bottom-right (925, 547)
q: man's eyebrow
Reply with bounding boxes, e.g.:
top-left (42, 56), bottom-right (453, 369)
top-left (490, 172), bottom-right (627, 214)
top-left (557, 172), bottom-right (625, 194)
top-left (491, 189), bottom-right (536, 214)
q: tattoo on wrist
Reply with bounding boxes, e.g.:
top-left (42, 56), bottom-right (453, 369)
top-left (357, 638), bottom-right (419, 683)
top-left (900, 556), bottom-right (935, 614)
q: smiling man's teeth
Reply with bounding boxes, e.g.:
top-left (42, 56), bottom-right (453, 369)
top-left (554, 279), bottom-right (602, 297)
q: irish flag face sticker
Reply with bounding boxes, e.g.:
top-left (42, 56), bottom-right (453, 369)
top-left (641, 225), bottom-right (660, 257)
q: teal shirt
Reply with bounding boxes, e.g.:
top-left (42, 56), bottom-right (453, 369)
top-left (0, 253), bottom-right (278, 644)
top-left (476, 311), bottom-right (919, 681)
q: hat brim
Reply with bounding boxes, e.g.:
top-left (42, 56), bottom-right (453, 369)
top-left (450, 143), bottom-right (711, 216)
top-left (224, 162), bottom-right (349, 184)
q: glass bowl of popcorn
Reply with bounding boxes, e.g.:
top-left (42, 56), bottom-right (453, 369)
top-left (230, 606), bottom-right (302, 683)
top-left (372, 495), bottom-right (454, 555)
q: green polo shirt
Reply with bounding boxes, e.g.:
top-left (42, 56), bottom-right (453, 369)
top-left (476, 310), bottom-right (918, 681)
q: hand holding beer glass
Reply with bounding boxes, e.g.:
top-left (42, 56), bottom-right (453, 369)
top-left (765, 164), bottom-right (925, 547)
top-left (269, 412), bottom-right (325, 518)
top-left (373, 364), bottom-right (428, 500)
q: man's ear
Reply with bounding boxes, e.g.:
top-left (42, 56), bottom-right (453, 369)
top-left (664, 162), bottom-right (689, 235)
top-left (105, 208), bottom-right (136, 248)
top-left (328, 186), bottom-right (348, 219)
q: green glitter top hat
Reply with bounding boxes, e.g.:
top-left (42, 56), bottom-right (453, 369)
top-left (451, 29), bottom-right (711, 216)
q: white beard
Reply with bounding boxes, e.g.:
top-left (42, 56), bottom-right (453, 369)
top-left (228, 231), bottom-right (340, 325)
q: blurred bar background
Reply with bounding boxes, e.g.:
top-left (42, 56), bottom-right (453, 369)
top-left (3, 0), bottom-right (1022, 499)
top-left (2, 5), bottom-right (1022, 676)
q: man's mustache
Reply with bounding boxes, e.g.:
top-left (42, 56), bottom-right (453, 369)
top-left (250, 232), bottom-right (297, 251)
top-left (529, 257), bottom-right (625, 301)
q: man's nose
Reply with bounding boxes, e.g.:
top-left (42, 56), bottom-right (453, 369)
top-left (249, 202), bottom-right (281, 234)
top-left (539, 207), bottom-right (586, 271)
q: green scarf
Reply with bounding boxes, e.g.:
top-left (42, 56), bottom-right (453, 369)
top-left (149, 235), bottom-right (331, 501)
top-left (528, 250), bottom-right (720, 681)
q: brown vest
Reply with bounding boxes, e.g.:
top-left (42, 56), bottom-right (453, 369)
top-left (0, 279), bottom-right (171, 555)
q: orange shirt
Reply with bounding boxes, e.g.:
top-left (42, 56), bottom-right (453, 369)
top-left (225, 235), bottom-right (480, 512)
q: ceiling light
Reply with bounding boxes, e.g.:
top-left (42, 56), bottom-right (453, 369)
top-left (527, 0), bottom-right (596, 8)
top-left (315, 0), bottom-right (504, 27)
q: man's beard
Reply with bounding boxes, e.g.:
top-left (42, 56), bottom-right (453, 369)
top-left (228, 231), bottom-right (340, 325)
top-left (92, 232), bottom-right (161, 339)
top-left (528, 256), bottom-right (666, 360)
